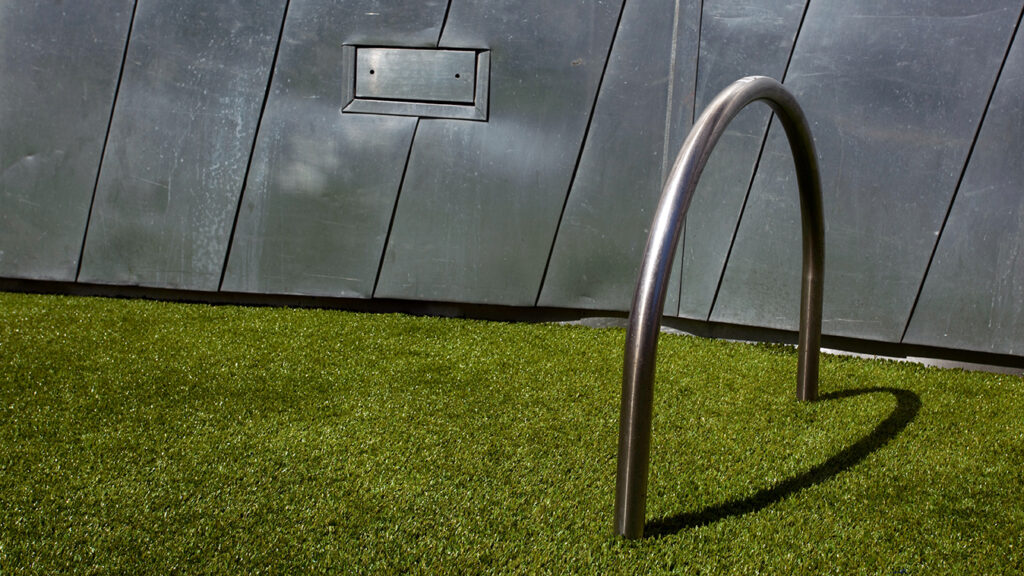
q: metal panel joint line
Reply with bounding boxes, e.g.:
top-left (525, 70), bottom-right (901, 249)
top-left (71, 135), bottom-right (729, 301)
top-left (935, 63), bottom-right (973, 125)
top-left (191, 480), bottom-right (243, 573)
top-left (614, 76), bottom-right (825, 539)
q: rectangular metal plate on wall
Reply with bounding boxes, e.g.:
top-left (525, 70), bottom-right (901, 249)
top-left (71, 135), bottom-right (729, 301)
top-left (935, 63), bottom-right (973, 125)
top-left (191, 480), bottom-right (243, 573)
top-left (342, 46), bottom-right (490, 121)
top-left (356, 48), bottom-right (477, 102)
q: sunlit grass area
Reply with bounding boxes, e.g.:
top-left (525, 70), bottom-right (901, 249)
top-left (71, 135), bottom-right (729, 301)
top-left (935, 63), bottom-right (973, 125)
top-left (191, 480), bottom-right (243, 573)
top-left (1, 291), bottom-right (1022, 574)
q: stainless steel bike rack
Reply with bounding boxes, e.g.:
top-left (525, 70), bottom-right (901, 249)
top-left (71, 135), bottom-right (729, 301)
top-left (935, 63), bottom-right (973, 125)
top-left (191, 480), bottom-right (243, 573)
top-left (614, 76), bottom-right (825, 539)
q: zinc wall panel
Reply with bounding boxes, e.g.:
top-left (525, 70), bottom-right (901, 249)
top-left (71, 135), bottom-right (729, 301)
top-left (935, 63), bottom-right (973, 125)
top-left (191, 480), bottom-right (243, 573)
top-left (79, 0), bottom-right (287, 290)
top-left (0, 1), bottom-right (134, 280)
top-left (677, 0), bottom-right (807, 320)
top-left (374, 0), bottom-right (624, 305)
top-left (711, 0), bottom-right (1020, 341)
top-left (537, 0), bottom-right (700, 313)
top-left (904, 24), bottom-right (1024, 356)
top-left (221, 0), bottom-right (447, 297)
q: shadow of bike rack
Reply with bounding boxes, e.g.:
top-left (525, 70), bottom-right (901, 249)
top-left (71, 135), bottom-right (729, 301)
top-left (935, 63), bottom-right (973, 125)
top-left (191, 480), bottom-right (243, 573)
top-left (614, 76), bottom-right (826, 539)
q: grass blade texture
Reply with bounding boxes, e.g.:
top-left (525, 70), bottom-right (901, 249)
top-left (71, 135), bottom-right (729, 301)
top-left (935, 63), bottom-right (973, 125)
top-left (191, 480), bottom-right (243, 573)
top-left (0, 291), bottom-right (1022, 574)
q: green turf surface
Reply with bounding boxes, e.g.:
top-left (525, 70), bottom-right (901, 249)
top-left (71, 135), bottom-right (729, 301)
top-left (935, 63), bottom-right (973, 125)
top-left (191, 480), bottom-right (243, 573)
top-left (0, 291), bottom-right (1021, 574)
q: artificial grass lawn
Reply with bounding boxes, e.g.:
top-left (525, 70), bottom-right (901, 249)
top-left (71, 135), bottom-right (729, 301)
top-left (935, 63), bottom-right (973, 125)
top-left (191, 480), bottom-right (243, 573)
top-left (0, 292), bottom-right (1021, 574)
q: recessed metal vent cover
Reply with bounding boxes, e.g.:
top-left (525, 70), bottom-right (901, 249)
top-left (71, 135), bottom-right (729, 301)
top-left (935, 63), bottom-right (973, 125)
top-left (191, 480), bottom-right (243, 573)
top-left (342, 46), bottom-right (489, 121)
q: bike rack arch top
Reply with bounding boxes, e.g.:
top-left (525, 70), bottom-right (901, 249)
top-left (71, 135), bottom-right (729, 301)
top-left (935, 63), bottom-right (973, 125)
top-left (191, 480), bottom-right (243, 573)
top-left (614, 76), bottom-right (825, 539)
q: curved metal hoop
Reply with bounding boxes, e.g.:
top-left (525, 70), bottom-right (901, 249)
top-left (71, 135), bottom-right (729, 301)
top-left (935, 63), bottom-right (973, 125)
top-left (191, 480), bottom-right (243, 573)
top-left (614, 76), bottom-right (825, 539)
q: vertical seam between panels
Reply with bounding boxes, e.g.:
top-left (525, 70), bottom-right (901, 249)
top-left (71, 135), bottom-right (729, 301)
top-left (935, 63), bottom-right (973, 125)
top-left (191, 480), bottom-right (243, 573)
top-left (675, 0), bottom-right (702, 316)
top-left (900, 4), bottom-right (1024, 343)
top-left (76, 0), bottom-right (139, 282)
top-left (660, 0), bottom-right (685, 187)
top-left (372, 119), bottom-right (421, 298)
top-left (373, 2), bottom-right (453, 297)
top-left (437, 0), bottom-right (454, 47)
top-left (532, 0), bottom-right (630, 307)
top-left (218, 0), bottom-right (292, 291)
top-left (689, 0), bottom-right (704, 129)
top-left (706, 0), bottom-right (813, 322)
top-left (779, 0), bottom-right (811, 85)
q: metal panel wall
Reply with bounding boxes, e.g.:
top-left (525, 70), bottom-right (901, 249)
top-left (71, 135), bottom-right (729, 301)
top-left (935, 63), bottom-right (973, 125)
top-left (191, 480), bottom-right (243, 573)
top-left (0, 1), bottom-right (134, 280)
top-left (536, 0), bottom-right (700, 313)
top-left (374, 0), bottom-right (624, 306)
top-left (78, 0), bottom-right (287, 290)
top-left (221, 1), bottom-right (447, 298)
top-left (677, 0), bottom-right (806, 320)
top-left (711, 0), bottom-right (1020, 341)
top-left (904, 22), bottom-right (1024, 356)
top-left (3, 0), bottom-right (1024, 361)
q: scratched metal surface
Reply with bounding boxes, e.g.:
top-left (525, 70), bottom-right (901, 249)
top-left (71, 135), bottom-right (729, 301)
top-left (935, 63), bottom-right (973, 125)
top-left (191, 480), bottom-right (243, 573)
top-left (535, 0), bottom-right (699, 314)
top-left (221, 0), bottom-right (446, 298)
top-left (676, 0), bottom-right (807, 320)
top-left (355, 48), bottom-right (476, 103)
top-left (78, 0), bottom-right (287, 290)
top-left (3, 0), bottom-right (1024, 360)
top-left (711, 0), bottom-right (1020, 342)
top-left (373, 0), bottom-right (623, 305)
top-left (903, 25), bottom-right (1024, 356)
top-left (0, 0), bottom-right (134, 280)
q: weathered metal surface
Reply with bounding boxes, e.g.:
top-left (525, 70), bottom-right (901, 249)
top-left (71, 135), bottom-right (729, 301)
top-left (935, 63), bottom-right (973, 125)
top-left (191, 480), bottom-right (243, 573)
top-left (0, 0), bottom-right (134, 280)
top-left (221, 0), bottom-right (447, 298)
top-left (536, 0), bottom-right (700, 313)
top-left (903, 24), bottom-right (1024, 356)
top-left (355, 48), bottom-right (476, 103)
top-left (711, 0), bottom-right (1020, 342)
top-left (344, 50), bottom-right (491, 121)
top-left (373, 0), bottom-right (624, 305)
top-left (677, 0), bottom-right (807, 320)
top-left (3, 0), bottom-right (1024, 361)
top-left (79, 0), bottom-right (287, 290)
